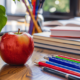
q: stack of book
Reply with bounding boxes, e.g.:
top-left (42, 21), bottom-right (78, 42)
top-left (33, 26), bottom-right (80, 54)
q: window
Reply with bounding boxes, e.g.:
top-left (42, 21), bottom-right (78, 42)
top-left (43, 0), bottom-right (70, 13)
top-left (43, 0), bottom-right (78, 20)
top-left (5, 0), bottom-right (26, 16)
top-left (1, 0), bottom-right (78, 20)
top-left (0, 0), bottom-right (5, 6)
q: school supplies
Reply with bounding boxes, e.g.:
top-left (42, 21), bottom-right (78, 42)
top-left (35, 61), bottom-right (80, 77)
top-left (44, 57), bottom-right (80, 69)
top-left (33, 32), bottom-right (80, 54)
top-left (50, 26), bottom-right (80, 38)
top-left (42, 67), bottom-right (80, 80)
top-left (58, 55), bottom-right (80, 62)
top-left (22, 0), bottom-right (43, 35)
top-left (42, 61), bottom-right (80, 73)
top-left (53, 55), bottom-right (80, 63)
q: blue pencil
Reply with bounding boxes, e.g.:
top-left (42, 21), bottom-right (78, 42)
top-left (52, 56), bottom-right (80, 65)
top-left (44, 57), bottom-right (80, 70)
top-left (45, 61), bottom-right (80, 73)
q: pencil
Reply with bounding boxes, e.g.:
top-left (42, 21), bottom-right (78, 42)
top-left (44, 57), bottom-right (80, 69)
top-left (58, 55), bottom-right (80, 62)
top-left (53, 56), bottom-right (80, 65)
top-left (53, 55), bottom-right (80, 63)
top-left (44, 61), bottom-right (80, 73)
top-left (22, 0), bottom-right (42, 33)
top-left (42, 67), bottom-right (80, 80)
top-left (35, 61), bottom-right (80, 77)
top-left (45, 56), bottom-right (80, 66)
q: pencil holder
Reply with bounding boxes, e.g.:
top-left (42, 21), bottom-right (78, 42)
top-left (22, 0), bottom-right (43, 35)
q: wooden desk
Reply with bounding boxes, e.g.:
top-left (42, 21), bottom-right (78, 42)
top-left (0, 20), bottom-right (80, 80)
top-left (0, 47), bottom-right (80, 80)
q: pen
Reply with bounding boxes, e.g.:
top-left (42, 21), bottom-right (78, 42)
top-left (42, 67), bottom-right (80, 80)
top-left (53, 55), bottom-right (80, 63)
top-left (44, 57), bottom-right (80, 69)
top-left (44, 61), bottom-right (80, 73)
top-left (35, 61), bottom-right (80, 77)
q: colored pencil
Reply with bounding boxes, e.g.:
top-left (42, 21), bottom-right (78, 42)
top-left (58, 55), bottom-right (80, 62)
top-left (30, 0), bottom-right (36, 35)
top-left (22, 0), bottom-right (42, 33)
top-left (42, 67), bottom-right (80, 80)
top-left (53, 55), bottom-right (80, 63)
top-left (45, 61), bottom-right (80, 73)
top-left (28, 19), bottom-right (34, 35)
top-left (45, 56), bottom-right (80, 66)
top-left (44, 57), bottom-right (80, 69)
top-left (35, 61), bottom-right (80, 77)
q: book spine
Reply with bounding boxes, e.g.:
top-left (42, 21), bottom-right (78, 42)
top-left (34, 43), bottom-right (80, 55)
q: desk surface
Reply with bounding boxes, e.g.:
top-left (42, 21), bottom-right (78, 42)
top-left (0, 47), bottom-right (80, 80)
top-left (0, 20), bottom-right (80, 80)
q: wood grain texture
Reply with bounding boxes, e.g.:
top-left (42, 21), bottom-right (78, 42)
top-left (0, 64), bottom-right (32, 80)
top-left (1, 47), bottom-right (79, 80)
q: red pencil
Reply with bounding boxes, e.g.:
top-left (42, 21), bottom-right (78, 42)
top-left (35, 61), bottom-right (80, 77)
top-left (58, 55), bottom-right (80, 62)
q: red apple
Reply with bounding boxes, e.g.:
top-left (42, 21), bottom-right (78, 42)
top-left (0, 32), bottom-right (34, 65)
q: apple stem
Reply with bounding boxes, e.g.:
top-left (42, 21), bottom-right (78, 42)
top-left (18, 28), bottom-right (20, 34)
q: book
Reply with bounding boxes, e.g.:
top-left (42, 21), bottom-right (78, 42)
top-left (34, 42), bottom-right (80, 54)
top-left (33, 32), bottom-right (80, 46)
top-left (33, 32), bottom-right (80, 54)
top-left (50, 26), bottom-right (80, 38)
top-left (43, 19), bottom-right (80, 27)
top-left (34, 39), bottom-right (80, 50)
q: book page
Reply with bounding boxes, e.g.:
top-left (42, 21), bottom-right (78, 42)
top-left (43, 21), bottom-right (63, 26)
top-left (43, 18), bottom-right (80, 27)
top-left (58, 19), bottom-right (80, 26)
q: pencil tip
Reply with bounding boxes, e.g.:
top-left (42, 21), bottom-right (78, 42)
top-left (41, 67), bottom-right (44, 70)
top-left (34, 61), bottom-right (38, 64)
top-left (52, 55), bottom-right (57, 57)
top-left (44, 57), bottom-right (49, 60)
top-left (34, 61), bottom-right (38, 65)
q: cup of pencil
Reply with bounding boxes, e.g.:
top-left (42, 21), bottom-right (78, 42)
top-left (22, 0), bottom-right (45, 35)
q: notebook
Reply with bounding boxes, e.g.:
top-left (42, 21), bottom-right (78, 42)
top-left (33, 32), bottom-right (80, 46)
top-left (50, 26), bottom-right (80, 38)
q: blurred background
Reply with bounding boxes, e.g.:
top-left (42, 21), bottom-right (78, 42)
top-left (0, 0), bottom-right (79, 21)
top-left (0, 0), bottom-right (80, 33)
